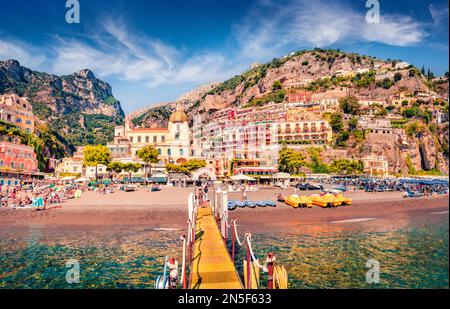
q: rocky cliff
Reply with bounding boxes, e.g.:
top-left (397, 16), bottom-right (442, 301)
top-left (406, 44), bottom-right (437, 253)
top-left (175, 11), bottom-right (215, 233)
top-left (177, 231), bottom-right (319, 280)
top-left (132, 48), bottom-right (448, 176)
top-left (134, 49), bottom-right (444, 127)
top-left (0, 60), bottom-right (125, 149)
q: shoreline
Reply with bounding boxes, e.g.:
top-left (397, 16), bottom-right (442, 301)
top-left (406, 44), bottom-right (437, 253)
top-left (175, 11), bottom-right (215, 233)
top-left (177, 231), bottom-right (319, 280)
top-left (0, 188), bottom-right (447, 233)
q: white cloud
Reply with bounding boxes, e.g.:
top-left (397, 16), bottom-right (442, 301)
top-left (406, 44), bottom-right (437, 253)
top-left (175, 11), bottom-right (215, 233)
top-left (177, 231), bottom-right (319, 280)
top-left (0, 39), bottom-right (46, 69)
top-left (429, 3), bottom-right (449, 25)
top-left (0, 0), bottom-right (434, 108)
top-left (233, 0), bottom-right (428, 61)
top-left (362, 15), bottom-right (428, 46)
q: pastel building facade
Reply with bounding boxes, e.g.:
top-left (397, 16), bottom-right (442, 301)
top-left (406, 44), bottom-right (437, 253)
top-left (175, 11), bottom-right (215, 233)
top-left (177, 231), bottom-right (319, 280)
top-left (108, 109), bottom-right (191, 165)
top-left (362, 155), bottom-right (389, 177)
top-left (0, 94), bottom-right (35, 134)
top-left (0, 141), bottom-right (39, 186)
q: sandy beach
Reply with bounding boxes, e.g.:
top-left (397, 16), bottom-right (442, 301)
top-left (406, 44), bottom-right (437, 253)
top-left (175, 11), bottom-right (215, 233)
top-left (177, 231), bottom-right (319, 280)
top-left (0, 187), bottom-right (448, 233)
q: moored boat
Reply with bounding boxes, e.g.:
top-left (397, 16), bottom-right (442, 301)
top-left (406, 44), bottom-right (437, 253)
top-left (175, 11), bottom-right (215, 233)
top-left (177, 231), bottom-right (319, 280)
top-left (245, 200), bottom-right (256, 208)
top-left (298, 196), bottom-right (313, 208)
top-left (285, 195), bottom-right (301, 208)
top-left (323, 193), bottom-right (342, 207)
top-left (334, 193), bottom-right (352, 206)
top-left (256, 200), bottom-right (267, 207)
top-left (311, 194), bottom-right (328, 207)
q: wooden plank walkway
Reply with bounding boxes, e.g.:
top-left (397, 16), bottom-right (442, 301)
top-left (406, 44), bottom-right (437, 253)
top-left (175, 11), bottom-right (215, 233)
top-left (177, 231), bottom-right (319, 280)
top-left (190, 206), bottom-right (243, 289)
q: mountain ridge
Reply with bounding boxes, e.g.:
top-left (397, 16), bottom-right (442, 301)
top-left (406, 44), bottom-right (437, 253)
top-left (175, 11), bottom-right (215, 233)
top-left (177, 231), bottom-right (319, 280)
top-left (0, 59), bottom-right (125, 150)
top-left (132, 48), bottom-right (447, 127)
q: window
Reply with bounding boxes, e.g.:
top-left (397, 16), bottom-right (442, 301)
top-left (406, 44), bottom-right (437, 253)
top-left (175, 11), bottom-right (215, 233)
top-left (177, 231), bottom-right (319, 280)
top-left (16, 118), bottom-right (22, 123)
top-left (153, 136), bottom-right (157, 143)
top-left (26, 120), bottom-right (32, 125)
top-left (130, 137), bottom-right (134, 143)
top-left (167, 148), bottom-right (172, 156)
top-left (161, 136), bottom-right (165, 143)
top-left (26, 128), bottom-right (31, 134)
top-left (158, 149), bottom-right (162, 155)
top-left (145, 136), bottom-right (149, 143)
top-left (180, 149), bottom-right (184, 156)
top-left (137, 136), bottom-right (141, 143)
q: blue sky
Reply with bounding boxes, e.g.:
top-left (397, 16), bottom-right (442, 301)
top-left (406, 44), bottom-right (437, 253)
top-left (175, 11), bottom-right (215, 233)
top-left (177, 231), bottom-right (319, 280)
top-left (0, 0), bottom-right (448, 114)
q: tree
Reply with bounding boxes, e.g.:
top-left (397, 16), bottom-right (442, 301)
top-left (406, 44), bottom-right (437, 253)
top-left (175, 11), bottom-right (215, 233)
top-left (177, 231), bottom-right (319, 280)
top-left (348, 117), bottom-right (358, 132)
top-left (183, 159), bottom-right (207, 172)
top-left (405, 122), bottom-right (426, 138)
top-left (375, 107), bottom-right (388, 117)
top-left (272, 80), bottom-right (283, 91)
top-left (137, 145), bottom-right (159, 183)
top-left (278, 148), bottom-right (306, 175)
top-left (335, 131), bottom-right (350, 147)
top-left (329, 159), bottom-right (364, 175)
top-left (339, 96), bottom-right (360, 115)
top-left (427, 68), bottom-right (434, 80)
top-left (307, 147), bottom-right (330, 174)
top-left (330, 114), bottom-right (344, 133)
top-left (394, 72), bottom-right (402, 82)
top-left (381, 78), bottom-right (394, 89)
top-left (107, 162), bottom-right (124, 179)
top-left (287, 152), bottom-right (307, 175)
top-left (122, 163), bottom-right (142, 181)
top-left (83, 145), bottom-right (112, 180)
top-left (402, 107), bottom-right (421, 118)
top-left (166, 159), bottom-right (207, 175)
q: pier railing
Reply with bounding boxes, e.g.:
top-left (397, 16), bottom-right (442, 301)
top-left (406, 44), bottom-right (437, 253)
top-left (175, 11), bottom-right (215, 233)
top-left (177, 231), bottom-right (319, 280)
top-left (157, 187), bottom-right (288, 289)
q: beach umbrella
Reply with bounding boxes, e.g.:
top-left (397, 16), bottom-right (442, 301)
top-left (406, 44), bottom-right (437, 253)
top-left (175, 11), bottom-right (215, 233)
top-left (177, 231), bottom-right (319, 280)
top-left (75, 177), bottom-right (90, 183)
top-left (230, 175), bottom-right (256, 181)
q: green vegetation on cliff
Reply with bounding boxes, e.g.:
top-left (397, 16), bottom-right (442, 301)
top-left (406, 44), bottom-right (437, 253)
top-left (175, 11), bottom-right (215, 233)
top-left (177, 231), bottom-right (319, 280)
top-left (0, 120), bottom-right (70, 171)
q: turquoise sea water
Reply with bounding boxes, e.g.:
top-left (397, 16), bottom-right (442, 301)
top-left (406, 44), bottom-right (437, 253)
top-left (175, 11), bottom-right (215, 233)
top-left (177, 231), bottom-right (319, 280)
top-left (0, 219), bottom-right (448, 289)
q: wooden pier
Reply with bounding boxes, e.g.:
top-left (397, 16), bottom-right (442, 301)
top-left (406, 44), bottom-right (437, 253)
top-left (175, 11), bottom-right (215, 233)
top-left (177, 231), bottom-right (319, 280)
top-left (189, 206), bottom-right (243, 289)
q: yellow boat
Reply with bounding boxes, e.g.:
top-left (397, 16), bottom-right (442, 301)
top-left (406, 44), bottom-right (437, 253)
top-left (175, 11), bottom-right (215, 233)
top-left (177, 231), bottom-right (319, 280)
top-left (335, 193), bottom-right (352, 206)
top-left (311, 194), bottom-right (328, 207)
top-left (285, 195), bottom-right (313, 208)
top-left (299, 196), bottom-right (313, 208)
top-left (285, 195), bottom-right (300, 208)
top-left (311, 194), bottom-right (342, 207)
top-left (324, 194), bottom-right (342, 207)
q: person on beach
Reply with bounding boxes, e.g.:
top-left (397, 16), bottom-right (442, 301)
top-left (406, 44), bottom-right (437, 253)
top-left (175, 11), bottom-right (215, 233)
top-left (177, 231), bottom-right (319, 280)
top-left (203, 185), bottom-right (209, 202)
top-left (241, 187), bottom-right (247, 201)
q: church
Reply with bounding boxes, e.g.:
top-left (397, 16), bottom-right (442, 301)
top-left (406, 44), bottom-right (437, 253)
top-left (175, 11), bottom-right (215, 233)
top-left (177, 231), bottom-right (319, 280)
top-left (108, 108), bottom-right (191, 165)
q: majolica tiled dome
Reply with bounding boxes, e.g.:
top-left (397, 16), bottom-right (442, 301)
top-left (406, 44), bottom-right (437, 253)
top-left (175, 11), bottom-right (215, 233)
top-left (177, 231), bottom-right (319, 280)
top-left (169, 109), bottom-right (188, 123)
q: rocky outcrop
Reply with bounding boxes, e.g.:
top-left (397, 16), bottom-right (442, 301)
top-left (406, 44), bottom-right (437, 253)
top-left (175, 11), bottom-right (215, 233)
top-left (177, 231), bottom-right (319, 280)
top-left (134, 49), bottom-right (437, 128)
top-left (130, 49), bottom-right (448, 176)
top-left (0, 59), bottom-right (125, 147)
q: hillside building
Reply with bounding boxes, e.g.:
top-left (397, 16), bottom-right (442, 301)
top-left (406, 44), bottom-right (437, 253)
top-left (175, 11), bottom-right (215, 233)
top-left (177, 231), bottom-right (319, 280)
top-left (362, 155), bottom-right (389, 177)
top-left (108, 108), bottom-right (191, 165)
top-left (0, 94), bottom-right (35, 134)
top-left (0, 140), bottom-right (39, 186)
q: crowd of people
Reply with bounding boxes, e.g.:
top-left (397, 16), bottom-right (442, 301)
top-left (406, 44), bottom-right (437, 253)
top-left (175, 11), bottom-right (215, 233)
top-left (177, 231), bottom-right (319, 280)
top-left (0, 181), bottom-right (88, 210)
top-left (301, 177), bottom-right (449, 195)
